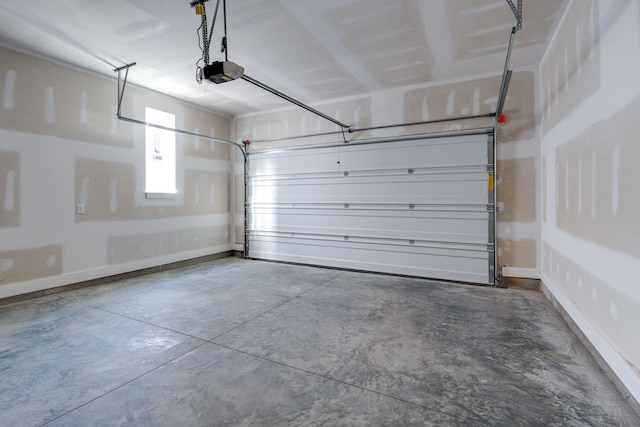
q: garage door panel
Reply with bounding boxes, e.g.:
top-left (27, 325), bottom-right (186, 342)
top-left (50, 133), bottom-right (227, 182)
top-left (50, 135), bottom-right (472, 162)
top-left (249, 176), bottom-right (490, 205)
top-left (249, 135), bottom-right (489, 176)
top-left (248, 236), bottom-right (490, 284)
top-left (246, 132), bottom-right (495, 284)
top-left (249, 208), bottom-right (489, 244)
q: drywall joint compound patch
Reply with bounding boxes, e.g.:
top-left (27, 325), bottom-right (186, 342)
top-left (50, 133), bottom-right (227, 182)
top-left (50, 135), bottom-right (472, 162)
top-left (2, 70), bottom-right (17, 110)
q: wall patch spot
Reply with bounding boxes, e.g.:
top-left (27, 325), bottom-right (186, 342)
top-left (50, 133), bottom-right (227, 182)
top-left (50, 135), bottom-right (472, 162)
top-left (564, 45), bottom-right (570, 93)
top-left (555, 162), bottom-right (559, 209)
top-left (565, 160), bottom-right (569, 211)
top-left (554, 63), bottom-right (559, 107)
top-left (81, 176), bottom-right (90, 203)
top-left (446, 91), bottom-right (456, 116)
top-left (2, 69), bottom-right (17, 110)
top-left (576, 23), bottom-right (582, 76)
top-left (0, 257), bottom-right (14, 272)
top-left (547, 81), bottom-right (552, 122)
top-left (472, 87), bottom-right (481, 115)
top-left (45, 86), bottom-right (56, 123)
top-left (110, 178), bottom-right (118, 213)
top-left (578, 158), bottom-right (582, 214)
top-left (610, 301), bottom-right (619, 321)
top-left (591, 150), bottom-right (596, 220)
top-left (0, 245), bottom-right (62, 284)
top-left (80, 91), bottom-right (89, 123)
top-left (46, 254), bottom-right (57, 267)
top-left (612, 145), bottom-right (620, 216)
top-left (422, 95), bottom-right (430, 121)
top-left (4, 171), bottom-right (14, 212)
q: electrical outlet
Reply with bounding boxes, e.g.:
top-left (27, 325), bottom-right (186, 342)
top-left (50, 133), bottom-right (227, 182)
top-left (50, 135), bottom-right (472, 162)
top-left (76, 203), bottom-right (85, 214)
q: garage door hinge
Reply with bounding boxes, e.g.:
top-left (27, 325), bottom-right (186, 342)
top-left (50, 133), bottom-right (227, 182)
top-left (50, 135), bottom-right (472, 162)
top-left (487, 243), bottom-right (495, 252)
top-left (486, 165), bottom-right (495, 173)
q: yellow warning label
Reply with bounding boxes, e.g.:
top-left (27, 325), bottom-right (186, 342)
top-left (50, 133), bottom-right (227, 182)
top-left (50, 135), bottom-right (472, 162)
top-left (195, 5), bottom-right (205, 14)
top-left (488, 173), bottom-right (495, 191)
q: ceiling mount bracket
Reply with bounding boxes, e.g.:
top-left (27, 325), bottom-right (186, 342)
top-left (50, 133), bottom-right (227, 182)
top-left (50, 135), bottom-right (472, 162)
top-left (191, 0), bottom-right (211, 65)
top-left (505, 0), bottom-right (523, 31)
top-left (113, 62), bottom-right (137, 73)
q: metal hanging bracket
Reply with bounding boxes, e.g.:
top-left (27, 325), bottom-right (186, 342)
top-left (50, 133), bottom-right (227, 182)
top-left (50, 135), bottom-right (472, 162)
top-left (505, 0), bottom-right (523, 31)
top-left (495, 0), bottom-right (523, 119)
top-left (191, 0), bottom-right (211, 65)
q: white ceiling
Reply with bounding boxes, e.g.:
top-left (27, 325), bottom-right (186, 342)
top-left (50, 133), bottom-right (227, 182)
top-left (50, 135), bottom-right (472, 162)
top-left (0, 0), bottom-right (568, 117)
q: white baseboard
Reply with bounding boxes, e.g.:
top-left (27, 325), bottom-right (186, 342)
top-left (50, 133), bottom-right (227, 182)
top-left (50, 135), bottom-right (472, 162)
top-left (541, 273), bottom-right (640, 409)
top-left (501, 267), bottom-right (540, 279)
top-left (0, 245), bottom-right (232, 300)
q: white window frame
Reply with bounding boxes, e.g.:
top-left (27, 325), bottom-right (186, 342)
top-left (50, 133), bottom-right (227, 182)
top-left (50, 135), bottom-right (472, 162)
top-left (145, 107), bottom-right (177, 198)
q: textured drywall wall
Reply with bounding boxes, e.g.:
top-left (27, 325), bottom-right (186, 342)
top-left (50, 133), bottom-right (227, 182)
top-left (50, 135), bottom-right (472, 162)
top-left (448, 0), bottom-right (569, 61)
top-left (324, 0), bottom-right (433, 88)
top-left (0, 46), bottom-right (232, 295)
top-left (540, 0), bottom-right (640, 401)
top-left (235, 98), bottom-right (372, 148)
top-left (74, 159), bottom-right (229, 221)
top-left (541, 0), bottom-right (600, 133)
top-left (0, 245), bottom-right (63, 284)
top-left (234, 70), bottom-right (540, 274)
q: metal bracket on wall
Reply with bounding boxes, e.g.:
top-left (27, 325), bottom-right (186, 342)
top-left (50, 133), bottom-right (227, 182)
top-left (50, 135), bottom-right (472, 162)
top-left (496, 0), bottom-right (523, 119)
top-left (505, 0), bottom-right (523, 31)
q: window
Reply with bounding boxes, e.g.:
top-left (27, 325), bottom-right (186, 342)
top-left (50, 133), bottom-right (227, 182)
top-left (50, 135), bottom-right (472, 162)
top-left (145, 107), bottom-right (176, 197)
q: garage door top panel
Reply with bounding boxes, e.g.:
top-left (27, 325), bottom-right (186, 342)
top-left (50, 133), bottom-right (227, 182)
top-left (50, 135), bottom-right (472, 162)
top-left (247, 134), bottom-right (491, 177)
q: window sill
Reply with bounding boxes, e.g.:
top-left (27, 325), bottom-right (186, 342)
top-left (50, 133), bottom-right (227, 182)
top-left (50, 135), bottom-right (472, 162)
top-left (146, 192), bottom-right (177, 199)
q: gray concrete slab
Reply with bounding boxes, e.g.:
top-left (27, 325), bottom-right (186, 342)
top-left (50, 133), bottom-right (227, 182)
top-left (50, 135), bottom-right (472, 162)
top-left (0, 258), bottom-right (638, 426)
top-left (61, 259), bottom-right (342, 340)
top-left (215, 270), bottom-right (638, 425)
top-left (47, 343), bottom-right (453, 426)
top-left (0, 295), bottom-right (203, 426)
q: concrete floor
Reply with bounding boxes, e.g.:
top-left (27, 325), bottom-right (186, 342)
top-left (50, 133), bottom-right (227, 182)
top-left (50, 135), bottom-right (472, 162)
top-left (1, 258), bottom-right (638, 426)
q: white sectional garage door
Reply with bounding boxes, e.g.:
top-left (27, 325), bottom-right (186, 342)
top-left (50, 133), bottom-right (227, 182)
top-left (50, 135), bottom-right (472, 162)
top-left (245, 131), bottom-right (496, 285)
